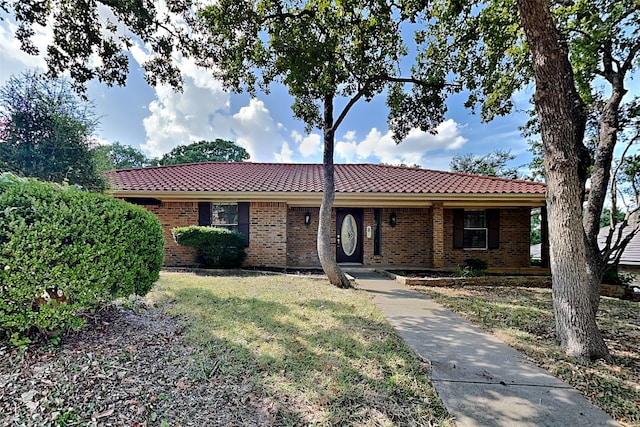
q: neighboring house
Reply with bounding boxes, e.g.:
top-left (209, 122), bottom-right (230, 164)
top-left (106, 162), bottom-right (546, 270)
top-left (532, 225), bottom-right (640, 276)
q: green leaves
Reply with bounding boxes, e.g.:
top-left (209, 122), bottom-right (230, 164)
top-left (0, 174), bottom-right (164, 341)
top-left (5, 0), bottom-right (185, 89)
top-left (0, 71), bottom-right (105, 191)
top-left (154, 139), bottom-right (250, 165)
top-left (91, 142), bottom-right (151, 172)
top-left (450, 149), bottom-right (520, 179)
top-left (416, 0), bottom-right (530, 121)
top-left (172, 226), bottom-right (246, 268)
top-left (193, 0), bottom-right (445, 134)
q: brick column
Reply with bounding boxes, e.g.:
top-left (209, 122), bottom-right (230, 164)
top-left (244, 202), bottom-right (288, 268)
top-left (432, 202), bottom-right (444, 268)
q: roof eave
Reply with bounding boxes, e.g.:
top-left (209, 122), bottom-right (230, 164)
top-left (109, 189), bottom-right (546, 207)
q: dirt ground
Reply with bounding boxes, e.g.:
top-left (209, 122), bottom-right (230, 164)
top-left (1, 303), bottom-right (275, 427)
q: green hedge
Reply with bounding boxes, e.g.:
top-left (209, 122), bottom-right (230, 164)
top-left (0, 173), bottom-right (164, 341)
top-left (172, 226), bottom-right (246, 268)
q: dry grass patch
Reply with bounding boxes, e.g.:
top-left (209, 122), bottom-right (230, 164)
top-left (1, 272), bottom-right (453, 426)
top-left (148, 272), bottom-right (453, 426)
top-left (411, 285), bottom-right (640, 427)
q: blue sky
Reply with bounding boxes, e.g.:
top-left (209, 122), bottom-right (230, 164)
top-left (0, 14), bottom-right (535, 172)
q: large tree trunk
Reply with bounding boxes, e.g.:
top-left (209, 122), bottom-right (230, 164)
top-left (317, 95), bottom-right (351, 288)
top-left (517, 0), bottom-right (610, 361)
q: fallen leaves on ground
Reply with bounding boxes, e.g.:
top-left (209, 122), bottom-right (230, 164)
top-left (0, 303), bottom-right (273, 426)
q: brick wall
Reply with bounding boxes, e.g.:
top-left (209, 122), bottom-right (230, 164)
top-left (145, 202), bottom-right (198, 267)
top-left (363, 208), bottom-right (431, 266)
top-left (286, 207), bottom-right (432, 268)
top-left (432, 203), bottom-right (444, 268)
top-left (245, 202), bottom-right (288, 268)
top-left (442, 208), bottom-right (532, 268)
top-left (136, 200), bottom-right (288, 269)
top-left (135, 199), bottom-right (532, 270)
top-left (287, 207), bottom-right (321, 267)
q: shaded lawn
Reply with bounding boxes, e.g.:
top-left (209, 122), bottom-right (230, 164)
top-left (148, 272), bottom-right (453, 426)
top-left (410, 285), bottom-right (640, 427)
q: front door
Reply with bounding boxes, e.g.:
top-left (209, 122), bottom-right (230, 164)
top-left (336, 209), bottom-right (363, 263)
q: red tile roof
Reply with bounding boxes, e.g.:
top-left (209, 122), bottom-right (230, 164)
top-left (106, 162), bottom-right (546, 195)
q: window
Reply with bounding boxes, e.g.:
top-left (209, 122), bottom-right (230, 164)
top-left (211, 203), bottom-right (239, 232)
top-left (463, 210), bottom-right (487, 249)
top-left (198, 202), bottom-right (250, 246)
top-left (453, 209), bottom-right (500, 250)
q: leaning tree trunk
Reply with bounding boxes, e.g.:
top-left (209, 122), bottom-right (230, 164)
top-left (583, 87), bottom-right (627, 313)
top-left (517, 0), bottom-right (610, 361)
top-left (317, 95), bottom-right (351, 288)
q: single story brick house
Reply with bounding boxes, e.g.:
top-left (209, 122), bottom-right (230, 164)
top-left (106, 162), bottom-right (546, 270)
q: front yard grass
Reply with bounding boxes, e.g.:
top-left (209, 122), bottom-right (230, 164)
top-left (410, 285), bottom-right (640, 427)
top-left (149, 272), bottom-right (452, 426)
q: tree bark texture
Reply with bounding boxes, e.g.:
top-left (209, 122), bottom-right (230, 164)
top-left (516, 0), bottom-right (610, 361)
top-left (583, 88), bottom-right (627, 312)
top-left (317, 95), bottom-right (351, 288)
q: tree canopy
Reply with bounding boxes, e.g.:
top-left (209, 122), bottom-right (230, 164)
top-left (1, 1), bottom-right (186, 90)
top-left (91, 142), bottom-right (151, 172)
top-left (154, 139), bottom-right (250, 165)
top-left (0, 71), bottom-right (104, 191)
top-left (416, 0), bottom-right (639, 360)
top-left (187, 0), bottom-right (447, 286)
top-left (2, 0), bottom-right (448, 287)
top-left (449, 149), bottom-right (520, 179)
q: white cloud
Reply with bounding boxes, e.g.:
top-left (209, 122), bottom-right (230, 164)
top-left (292, 130), bottom-right (322, 158)
top-left (0, 12), bottom-right (291, 163)
top-left (274, 141), bottom-right (294, 163)
top-left (0, 8), bottom-right (127, 80)
top-left (0, 20), bottom-right (49, 80)
top-left (0, 16), bottom-right (472, 167)
top-left (231, 98), bottom-right (288, 162)
top-left (140, 77), bottom-right (231, 158)
top-left (335, 141), bottom-right (358, 163)
top-left (133, 39), bottom-right (286, 162)
top-left (335, 119), bottom-right (468, 166)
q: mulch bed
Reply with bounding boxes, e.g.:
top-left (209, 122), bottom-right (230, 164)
top-left (1, 303), bottom-right (274, 426)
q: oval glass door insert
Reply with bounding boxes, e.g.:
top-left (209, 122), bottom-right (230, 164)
top-left (341, 214), bottom-right (357, 256)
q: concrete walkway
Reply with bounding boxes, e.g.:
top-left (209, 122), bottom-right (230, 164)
top-left (348, 270), bottom-right (620, 427)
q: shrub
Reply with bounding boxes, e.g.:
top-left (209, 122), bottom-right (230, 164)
top-left (602, 266), bottom-right (633, 287)
top-left (464, 258), bottom-right (488, 272)
top-left (0, 173), bottom-right (164, 341)
top-left (172, 226), bottom-right (246, 268)
top-left (454, 258), bottom-right (488, 277)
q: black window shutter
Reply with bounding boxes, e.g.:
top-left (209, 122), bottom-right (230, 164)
top-left (373, 208), bottom-right (382, 256)
top-left (198, 202), bottom-right (211, 226)
top-left (238, 202), bottom-right (250, 247)
top-left (487, 209), bottom-right (500, 249)
top-left (453, 209), bottom-right (464, 249)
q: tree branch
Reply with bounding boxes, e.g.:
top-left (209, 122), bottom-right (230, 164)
top-left (332, 75), bottom-right (453, 131)
top-left (261, 2), bottom-right (315, 24)
top-left (621, 41), bottom-right (640, 74)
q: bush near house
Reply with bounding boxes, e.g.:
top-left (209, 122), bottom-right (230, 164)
top-left (464, 258), bottom-right (489, 271)
top-left (172, 226), bottom-right (246, 268)
top-left (0, 173), bottom-right (164, 342)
